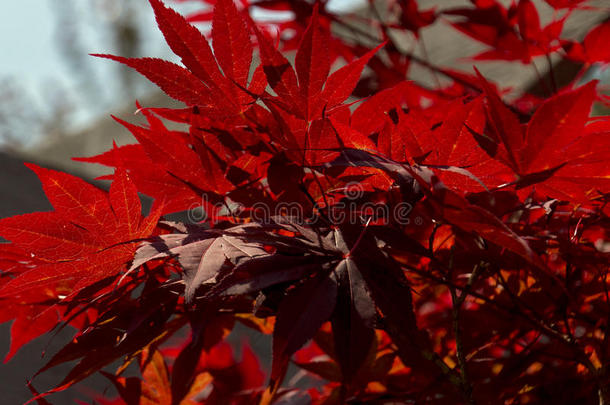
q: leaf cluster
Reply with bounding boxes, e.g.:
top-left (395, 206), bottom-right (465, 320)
top-left (1, 0), bottom-right (610, 404)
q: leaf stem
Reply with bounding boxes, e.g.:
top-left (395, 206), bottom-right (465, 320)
top-left (546, 53), bottom-right (558, 94)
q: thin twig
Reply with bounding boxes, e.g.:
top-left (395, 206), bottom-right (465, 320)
top-left (546, 53), bottom-right (558, 94)
top-left (448, 263), bottom-right (483, 404)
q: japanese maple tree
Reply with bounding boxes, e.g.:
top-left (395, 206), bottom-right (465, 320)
top-left (1, 0), bottom-right (610, 404)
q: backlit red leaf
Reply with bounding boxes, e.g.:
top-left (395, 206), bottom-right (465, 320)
top-left (316, 43), bottom-right (385, 116)
top-left (212, 0), bottom-right (253, 87)
top-left (295, 5), bottom-right (330, 119)
top-left (92, 55), bottom-right (213, 106)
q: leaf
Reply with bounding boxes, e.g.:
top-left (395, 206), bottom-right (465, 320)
top-left (398, 0), bottom-right (437, 36)
top-left (112, 115), bottom-right (230, 195)
top-left (0, 165), bottom-right (161, 359)
top-left (92, 55), bottom-right (213, 106)
top-left (475, 79), bottom-right (605, 199)
top-left (581, 21), bottom-right (610, 63)
top-left (517, 0), bottom-right (542, 43)
top-left (149, 0), bottom-right (258, 112)
top-left (32, 288), bottom-right (180, 400)
top-left (316, 43), bottom-right (385, 116)
top-left (523, 81), bottom-right (597, 173)
top-left (212, 0), bottom-right (253, 87)
top-left (271, 271), bottom-right (338, 382)
top-left (215, 254), bottom-right (329, 297)
top-left (254, 25), bottom-right (305, 117)
top-left (132, 219), bottom-right (341, 304)
top-left (476, 69), bottom-right (524, 172)
top-left (139, 348), bottom-right (172, 405)
top-left (295, 5), bottom-right (330, 119)
top-left (133, 231), bottom-right (268, 303)
top-left (75, 144), bottom-right (204, 214)
top-left (355, 245), bottom-right (441, 377)
top-left (182, 234), bottom-right (271, 303)
top-left (427, 182), bottom-right (545, 268)
top-left (0, 166), bottom-right (151, 274)
top-left (149, 0), bottom-right (224, 86)
top-left (331, 257), bottom-right (376, 384)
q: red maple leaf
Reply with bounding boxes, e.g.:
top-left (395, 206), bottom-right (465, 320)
top-left (0, 165), bottom-right (161, 360)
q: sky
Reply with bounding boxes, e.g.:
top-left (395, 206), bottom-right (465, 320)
top-left (0, 0), bottom-right (365, 146)
top-left (0, 0), bottom-right (176, 144)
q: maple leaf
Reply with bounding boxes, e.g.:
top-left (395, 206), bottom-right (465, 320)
top-left (0, 165), bottom-right (161, 360)
top-left (253, 24), bottom-right (307, 118)
top-left (132, 219), bottom-right (334, 302)
top-left (4, 0), bottom-right (610, 403)
top-left (396, 0), bottom-right (437, 37)
top-left (212, 0), bottom-right (253, 89)
top-left (445, 0), bottom-right (563, 62)
top-left (75, 143), bottom-right (205, 215)
top-left (254, 9), bottom-right (384, 122)
top-left (93, 55), bottom-right (216, 107)
top-left (563, 21), bottom-right (610, 64)
top-left (131, 224), bottom-right (272, 303)
top-left (331, 256), bottom-right (377, 385)
top-left (29, 281), bottom-right (182, 400)
top-left (131, 214), bottom-right (439, 397)
top-left (478, 73), bottom-right (610, 200)
top-left (295, 5), bottom-right (331, 120)
top-left (97, 0), bottom-right (263, 119)
top-left (271, 271), bottom-right (339, 382)
top-left (314, 43), bottom-right (385, 118)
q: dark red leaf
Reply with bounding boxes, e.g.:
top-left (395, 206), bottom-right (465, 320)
top-left (271, 271), bottom-right (338, 382)
top-left (331, 257), bottom-right (376, 384)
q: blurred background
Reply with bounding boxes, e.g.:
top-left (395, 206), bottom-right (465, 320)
top-left (0, 0), bottom-right (202, 178)
top-left (0, 0), bottom-right (209, 148)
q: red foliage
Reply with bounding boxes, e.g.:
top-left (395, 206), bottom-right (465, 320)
top-left (1, 0), bottom-right (610, 404)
